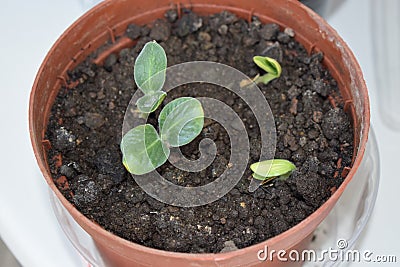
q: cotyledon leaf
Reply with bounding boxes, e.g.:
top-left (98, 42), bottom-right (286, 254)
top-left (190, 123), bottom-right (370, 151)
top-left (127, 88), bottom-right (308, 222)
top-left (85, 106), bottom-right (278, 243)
top-left (250, 159), bottom-right (296, 179)
top-left (134, 41), bottom-right (167, 94)
top-left (159, 97), bottom-right (204, 147)
top-left (253, 56), bottom-right (282, 77)
top-left (121, 124), bottom-right (169, 175)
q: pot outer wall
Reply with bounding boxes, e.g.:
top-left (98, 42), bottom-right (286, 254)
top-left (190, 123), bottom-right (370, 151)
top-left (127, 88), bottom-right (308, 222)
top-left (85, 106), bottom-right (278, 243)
top-left (29, 0), bottom-right (370, 266)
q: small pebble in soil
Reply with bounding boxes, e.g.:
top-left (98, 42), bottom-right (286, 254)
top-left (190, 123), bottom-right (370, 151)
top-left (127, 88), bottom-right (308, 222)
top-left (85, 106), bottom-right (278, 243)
top-left (312, 79), bottom-right (329, 97)
top-left (289, 171), bottom-right (329, 208)
top-left (256, 42), bottom-right (283, 62)
top-left (93, 148), bottom-right (126, 184)
top-left (313, 111), bottom-right (323, 123)
top-left (126, 24), bottom-right (142, 40)
top-left (277, 32), bottom-right (291, 44)
top-left (60, 164), bottom-right (76, 178)
top-left (140, 26), bottom-right (151, 37)
top-left (302, 156), bottom-right (321, 173)
top-left (164, 9), bottom-right (178, 23)
top-left (72, 175), bottom-right (99, 206)
top-left (149, 19), bottom-right (171, 41)
top-left (220, 240), bottom-right (238, 253)
top-left (96, 174), bottom-right (114, 192)
top-left (84, 112), bottom-right (105, 129)
top-left (321, 108), bottom-right (349, 139)
top-left (104, 53), bottom-right (117, 72)
top-left (299, 136), bottom-right (307, 147)
top-left (54, 127), bottom-right (76, 150)
top-left (259, 23), bottom-right (280, 40)
top-left (287, 85), bottom-right (300, 99)
top-left (218, 24), bottom-right (228, 35)
top-left (284, 27), bottom-right (295, 37)
top-left (175, 13), bottom-right (203, 37)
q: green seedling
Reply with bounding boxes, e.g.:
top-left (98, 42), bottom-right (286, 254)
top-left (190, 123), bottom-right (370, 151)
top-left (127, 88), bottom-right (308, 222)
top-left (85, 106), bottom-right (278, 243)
top-left (134, 41), bottom-right (167, 113)
top-left (253, 56), bottom-right (282, 85)
top-left (250, 159), bottom-right (296, 184)
top-left (121, 98), bottom-right (204, 174)
top-left (121, 42), bottom-right (204, 175)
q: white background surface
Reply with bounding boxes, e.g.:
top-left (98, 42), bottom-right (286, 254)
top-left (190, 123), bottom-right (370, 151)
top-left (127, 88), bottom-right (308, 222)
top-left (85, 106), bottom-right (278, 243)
top-left (0, 0), bottom-right (399, 266)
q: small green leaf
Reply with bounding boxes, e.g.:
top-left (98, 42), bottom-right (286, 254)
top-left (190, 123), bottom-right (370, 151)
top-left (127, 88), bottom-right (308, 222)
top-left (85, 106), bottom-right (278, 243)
top-left (250, 159), bottom-right (295, 178)
top-left (159, 97), bottom-right (204, 147)
top-left (136, 91), bottom-right (167, 113)
top-left (253, 56), bottom-right (282, 76)
top-left (134, 41), bottom-right (167, 94)
top-left (121, 124), bottom-right (169, 175)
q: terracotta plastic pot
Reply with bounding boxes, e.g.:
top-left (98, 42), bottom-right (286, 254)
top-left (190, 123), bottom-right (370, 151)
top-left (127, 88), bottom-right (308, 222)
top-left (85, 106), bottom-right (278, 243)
top-left (29, 0), bottom-right (370, 266)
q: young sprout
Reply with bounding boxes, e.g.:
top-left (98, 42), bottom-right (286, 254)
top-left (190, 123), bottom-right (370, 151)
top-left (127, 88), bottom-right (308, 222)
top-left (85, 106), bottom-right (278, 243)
top-left (239, 56), bottom-right (282, 88)
top-left (134, 41), bottom-right (167, 113)
top-left (121, 42), bottom-right (204, 175)
top-left (253, 56), bottom-right (282, 85)
top-left (250, 159), bottom-right (295, 184)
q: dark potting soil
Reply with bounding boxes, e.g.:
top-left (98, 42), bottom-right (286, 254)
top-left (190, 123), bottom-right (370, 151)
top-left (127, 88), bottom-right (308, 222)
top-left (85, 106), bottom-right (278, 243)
top-left (45, 10), bottom-right (353, 253)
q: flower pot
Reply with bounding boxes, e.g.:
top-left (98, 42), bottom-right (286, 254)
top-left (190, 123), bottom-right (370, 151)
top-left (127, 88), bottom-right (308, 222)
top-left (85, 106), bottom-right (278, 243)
top-left (299, 0), bottom-right (344, 18)
top-left (29, 0), bottom-right (370, 266)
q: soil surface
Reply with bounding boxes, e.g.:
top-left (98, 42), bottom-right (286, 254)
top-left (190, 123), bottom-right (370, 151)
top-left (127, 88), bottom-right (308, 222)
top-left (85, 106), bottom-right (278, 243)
top-left (46, 10), bottom-right (353, 253)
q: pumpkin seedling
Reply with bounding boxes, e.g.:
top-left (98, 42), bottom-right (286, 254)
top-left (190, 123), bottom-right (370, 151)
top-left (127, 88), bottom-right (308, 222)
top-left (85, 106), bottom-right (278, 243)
top-left (134, 41), bottom-right (167, 113)
top-left (239, 56), bottom-right (282, 88)
top-left (250, 159), bottom-right (295, 184)
top-left (121, 42), bottom-right (204, 175)
top-left (253, 56), bottom-right (282, 85)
